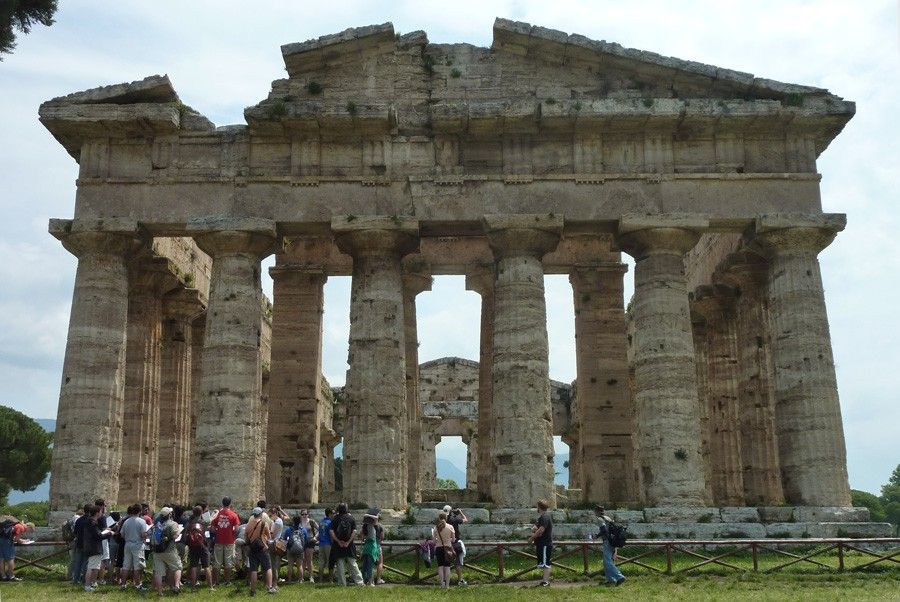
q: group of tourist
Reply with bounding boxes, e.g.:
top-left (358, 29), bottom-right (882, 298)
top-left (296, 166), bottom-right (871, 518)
top-left (62, 497), bottom-right (397, 595)
top-left (2, 495), bottom-right (628, 593)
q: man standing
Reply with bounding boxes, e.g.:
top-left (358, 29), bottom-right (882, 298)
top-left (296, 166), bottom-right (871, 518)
top-left (82, 505), bottom-right (113, 592)
top-left (594, 505), bottom-right (625, 586)
top-left (211, 496), bottom-right (240, 585)
top-left (151, 507), bottom-right (184, 595)
top-left (71, 503), bottom-right (93, 585)
top-left (245, 507), bottom-right (276, 595)
top-left (0, 518), bottom-right (34, 582)
top-left (527, 499), bottom-right (553, 587)
top-left (329, 503), bottom-right (363, 586)
top-left (445, 505), bottom-right (468, 586)
top-left (120, 504), bottom-right (150, 591)
top-left (317, 507), bottom-right (333, 582)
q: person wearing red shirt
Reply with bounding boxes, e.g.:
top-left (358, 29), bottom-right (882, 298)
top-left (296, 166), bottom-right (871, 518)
top-left (1, 521), bottom-right (34, 581)
top-left (210, 497), bottom-right (240, 585)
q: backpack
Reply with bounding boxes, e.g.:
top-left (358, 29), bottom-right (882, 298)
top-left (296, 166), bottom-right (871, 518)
top-left (61, 517), bottom-right (77, 543)
top-left (0, 519), bottom-right (19, 540)
top-left (288, 527), bottom-right (307, 553)
top-left (334, 516), bottom-right (352, 542)
top-left (187, 527), bottom-right (205, 549)
top-left (607, 521), bottom-right (628, 548)
top-left (247, 518), bottom-right (266, 553)
top-left (151, 522), bottom-right (171, 553)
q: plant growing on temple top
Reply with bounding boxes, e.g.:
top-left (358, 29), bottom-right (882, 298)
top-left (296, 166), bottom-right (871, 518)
top-left (346, 101), bottom-right (358, 116)
top-left (307, 81), bottom-right (323, 95)
top-left (450, 68), bottom-right (462, 79)
top-left (268, 101), bottom-right (288, 118)
top-left (674, 449), bottom-right (688, 461)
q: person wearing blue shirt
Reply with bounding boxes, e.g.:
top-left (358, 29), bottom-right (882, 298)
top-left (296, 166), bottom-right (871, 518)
top-left (317, 508), bottom-right (333, 581)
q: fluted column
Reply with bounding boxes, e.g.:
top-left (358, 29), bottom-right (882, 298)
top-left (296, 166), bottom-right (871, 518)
top-left (319, 430), bottom-right (339, 497)
top-left (190, 220), bottom-right (277, 508)
top-left (119, 261), bottom-right (173, 507)
top-left (48, 221), bottom-right (141, 519)
top-left (690, 315), bottom-right (715, 505)
top-left (403, 261), bottom-right (431, 503)
top-left (754, 214), bottom-right (851, 506)
top-left (465, 265), bottom-right (495, 502)
top-left (157, 289), bottom-right (202, 504)
top-left (617, 216), bottom-right (709, 506)
top-left (421, 419), bottom-right (441, 491)
top-left (562, 432), bottom-right (581, 490)
top-left (188, 314), bottom-right (205, 495)
top-left (462, 432), bottom-right (478, 491)
top-left (716, 255), bottom-right (784, 505)
top-left (692, 285), bottom-right (744, 506)
top-left (266, 265), bottom-right (327, 504)
top-left (485, 214), bottom-right (562, 506)
top-left (570, 263), bottom-right (636, 505)
top-left (334, 216), bottom-right (419, 508)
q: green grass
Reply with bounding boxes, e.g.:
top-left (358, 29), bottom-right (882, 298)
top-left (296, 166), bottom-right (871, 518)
top-left (2, 571), bottom-right (899, 601)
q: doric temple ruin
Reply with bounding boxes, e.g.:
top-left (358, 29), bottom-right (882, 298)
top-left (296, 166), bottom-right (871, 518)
top-left (42, 19), bottom-right (860, 521)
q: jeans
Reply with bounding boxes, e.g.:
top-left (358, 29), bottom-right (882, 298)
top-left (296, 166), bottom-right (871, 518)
top-left (334, 556), bottom-right (363, 586)
top-left (602, 539), bottom-right (624, 583)
top-left (361, 554), bottom-right (374, 583)
top-left (69, 547), bottom-right (88, 584)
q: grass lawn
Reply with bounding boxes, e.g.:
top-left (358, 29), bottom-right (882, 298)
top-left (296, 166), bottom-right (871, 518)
top-left (1, 571), bottom-right (899, 601)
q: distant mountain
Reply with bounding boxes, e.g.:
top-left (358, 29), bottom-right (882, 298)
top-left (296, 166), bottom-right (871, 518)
top-left (555, 453), bottom-right (570, 486)
top-left (6, 418), bottom-right (54, 505)
top-left (436, 458), bottom-right (467, 488)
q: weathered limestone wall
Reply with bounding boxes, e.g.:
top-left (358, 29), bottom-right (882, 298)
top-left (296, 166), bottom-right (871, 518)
top-left (403, 261), bottom-right (431, 503)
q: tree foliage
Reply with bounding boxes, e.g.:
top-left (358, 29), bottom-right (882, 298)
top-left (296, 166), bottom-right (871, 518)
top-left (436, 478), bottom-right (459, 490)
top-left (0, 0), bottom-right (57, 58)
top-left (0, 405), bottom-right (53, 505)
top-left (851, 489), bottom-right (886, 522)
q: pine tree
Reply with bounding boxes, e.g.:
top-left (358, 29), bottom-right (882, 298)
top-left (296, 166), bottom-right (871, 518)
top-left (0, 0), bottom-right (58, 58)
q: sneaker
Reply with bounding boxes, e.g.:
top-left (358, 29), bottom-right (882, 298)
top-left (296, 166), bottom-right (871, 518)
top-left (83, 585), bottom-right (95, 593)
top-left (458, 579), bottom-right (468, 586)
top-left (376, 578), bottom-right (384, 585)
top-left (9, 576), bottom-right (22, 582)
top-left (539, 581), bottom-right (550, 587)
top-left (135, 583), bottom-right (147, 591)
top-left (309, 576), bottom-right (315, 583)
top-left (249, 589), bottom-right (256, 596)
top-left (267, 586), bottom-right (277, 594)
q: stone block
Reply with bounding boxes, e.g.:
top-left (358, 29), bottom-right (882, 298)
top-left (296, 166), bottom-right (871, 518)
top-left (794, 506), bottom-right (870, 523)
top-left (610, 510), bottom-right (646, 524)
top-left (186, 216), bottom-right (277, 235)
top-left (565, 510), bottom-right (596, 523)
top-left (459, 508), bottom-right (491, 523)
top-left (764, 523), bottom-right (815, 539)
top-left (644, 507), bottom-right (722, 523)
top-left (411, 507), bottom-right (441, 524)
top-left (757, 506), bottom-right (796, 523)
top-left (491, 508), bottom-right (537, 524)
top-left (719, 507), bottom-right (761, 523)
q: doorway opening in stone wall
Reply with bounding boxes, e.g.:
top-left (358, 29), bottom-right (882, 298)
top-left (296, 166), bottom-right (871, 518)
top-left (435, 435), bottom-right (466, 490)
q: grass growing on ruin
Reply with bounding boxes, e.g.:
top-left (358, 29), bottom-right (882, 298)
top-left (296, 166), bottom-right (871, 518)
top-left (2, 570), bottom-right (899, 601)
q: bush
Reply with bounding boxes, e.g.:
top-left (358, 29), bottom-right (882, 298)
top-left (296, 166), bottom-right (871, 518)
top-left (0, 500), bottom-right (49, 526)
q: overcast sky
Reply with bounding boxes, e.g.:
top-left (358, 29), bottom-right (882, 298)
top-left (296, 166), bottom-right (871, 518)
top-left (0, 0), bottom-right (897, 494)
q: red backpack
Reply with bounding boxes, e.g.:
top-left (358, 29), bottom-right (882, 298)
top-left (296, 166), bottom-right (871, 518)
top-left (187, 525), bottom-right (205, 549)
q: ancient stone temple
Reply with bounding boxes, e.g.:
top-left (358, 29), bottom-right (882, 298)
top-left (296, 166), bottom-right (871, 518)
top-left (43, 18), bottom-right (857, 520)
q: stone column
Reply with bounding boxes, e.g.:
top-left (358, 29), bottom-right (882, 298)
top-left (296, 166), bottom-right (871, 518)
top-left (465, 265), bottom-right (495, 502)
top-left (156, 289), bottom-right (202, 505)
top-left (188, 314), bottom-right (205, 496)
top-left (189, 219), bottom-right (277, 508)
top-left (484, 214), bottom-right (562, 506)
top-left (617, 216), bottom-right (709, 506)
top-left (690, 315), bottom-right (715, 505)
top-left (570, 263), bottom-right (636, 505)
top-left (462, 432), bottom-right (478, 491)
top-left (403, 261), bottom-right (432, 503)
top-left (48, 220), bottom-right (140, 518)
top-left (692, 285), bottom-right (745, 506)
top-left (562, 432), bottom-right (581, 490)
top-left (119, 260), bottom-right (173, 507)
top-left (266, 265), bottom-right (327, 504)
top-left (753, 214), bottom-right (851, 506)
top-left (421, 419), bottom-right (441, 491)
top-left (334, 216), bottom-right (419, 508)
top-left (716, 254), bottom-right (785, 505)
top-left (319, 430), bottom-right (339, 497)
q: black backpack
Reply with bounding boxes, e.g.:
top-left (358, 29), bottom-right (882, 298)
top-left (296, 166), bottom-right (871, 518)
top-left (61, 517), bottom-right (77, 543)
top-left (607, 521), bottom-right (628, 548)
top-left (334, 515), bottom-right (352, 542)
top-left (0, 519), bottom-right (19, 540)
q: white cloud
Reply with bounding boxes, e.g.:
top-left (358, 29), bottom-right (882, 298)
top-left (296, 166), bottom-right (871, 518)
top-left (1, 0), bottom-right (897, 494)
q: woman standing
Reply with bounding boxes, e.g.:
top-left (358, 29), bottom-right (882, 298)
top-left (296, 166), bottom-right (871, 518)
top-left (360, 514), bottom-right (379, 586)
top-left (298, 509), bottom-right (318, 583)
top-left (432, 513), bottom-right (456, 589)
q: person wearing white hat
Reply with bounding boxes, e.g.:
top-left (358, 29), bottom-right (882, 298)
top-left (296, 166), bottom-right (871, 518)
top-left (151, 507), bottom-right (184, 595)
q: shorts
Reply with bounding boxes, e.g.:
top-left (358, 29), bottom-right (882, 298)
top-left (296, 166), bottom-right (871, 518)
top-left (0, 537), bottom-right (15, 560)
top-left (435, 547), bottom-right (453, 568)
top-left (453, 540), bottom-right (466, 567)
top-left (213, 543), bottom-right (235, 569)
top-left (535, 543), bottom-right (553, 568)
top-left (188, 546), bottom-right (210, 569)
top-left (87, 554), bottom-right (103, 571)
top-left (123, 542), bottom-right (146, 571)
top-left (248, 547), bottom-right (271, 573)
top-left (101, 538), bottom-right (110, 561)
top-left (153, 549), bottom-right (183, 577)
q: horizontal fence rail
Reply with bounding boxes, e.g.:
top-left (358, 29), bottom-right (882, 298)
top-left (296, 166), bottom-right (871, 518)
top-left (18, 538), bottom-right (900, 582)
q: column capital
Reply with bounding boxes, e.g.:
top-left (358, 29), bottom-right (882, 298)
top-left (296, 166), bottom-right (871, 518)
top-left (162, 288), bottom-right (205, 321)
top-left (691, 284), bottom-right (738, 322)
top-left (465, 263), bottom-right (495, 295)
top-left (569, 262), bottom-right (628, 288)
top-left (50, 218), bottom-right (144, 258)
top-left (483, 214), bottom-right (562, 259)
top-left (713, 250), bottom-right (768, 291)
top-left (752, 213), bottom-right (846, 256)
top-left (268, 264), bottom-right (327, 284)
top-left (402, 256), bottom-right (432, 296)
top-left (332, 216), bottom-right (419, 258)
top-left (187, 217), bottom-right (277, 258)
top-left (617, 214), bottom-right (709, 258)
